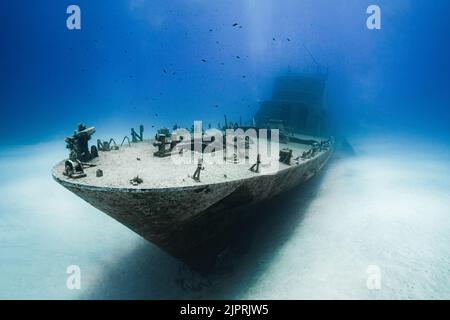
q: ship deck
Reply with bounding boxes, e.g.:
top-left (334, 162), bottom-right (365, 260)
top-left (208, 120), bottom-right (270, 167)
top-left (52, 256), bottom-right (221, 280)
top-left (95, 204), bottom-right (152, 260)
top-left (52, 135), bottom-right (323, 190)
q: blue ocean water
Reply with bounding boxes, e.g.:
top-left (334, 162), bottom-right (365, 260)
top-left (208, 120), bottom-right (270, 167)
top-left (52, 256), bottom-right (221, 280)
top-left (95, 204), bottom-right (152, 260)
top-left (0, 0), bottom-right (449, 299)
top-left (1, 0), bottom-right (449, 144)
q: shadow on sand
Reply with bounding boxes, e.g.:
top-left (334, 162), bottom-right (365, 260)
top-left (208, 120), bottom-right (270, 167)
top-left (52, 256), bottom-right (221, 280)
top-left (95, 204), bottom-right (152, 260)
top-left (83, 159), bottom-right (335, 299)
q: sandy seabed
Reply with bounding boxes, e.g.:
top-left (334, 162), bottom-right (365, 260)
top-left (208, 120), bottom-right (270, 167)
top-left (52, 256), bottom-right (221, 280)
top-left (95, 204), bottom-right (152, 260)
top-left (0, 134), bottom-right (449, 299)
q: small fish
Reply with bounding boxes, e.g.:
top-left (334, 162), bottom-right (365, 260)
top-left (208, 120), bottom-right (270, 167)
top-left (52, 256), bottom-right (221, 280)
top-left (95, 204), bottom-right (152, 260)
top-left (236, 56), bottom-right (240, 59)
top-left (163, 69), bottom-right (167, 73)
top-left (242, 75), bottom-right (246, 78)
top-left (209, 29), bottom-right (213, 32)
top-left (272, 37), bottom-right (276, 41)
top-left (232, 23), bottom-right (238, 27)
top-left (287, 37), bottom-right (291, 41)
top-left (201, 59), bottom-right (207, 62)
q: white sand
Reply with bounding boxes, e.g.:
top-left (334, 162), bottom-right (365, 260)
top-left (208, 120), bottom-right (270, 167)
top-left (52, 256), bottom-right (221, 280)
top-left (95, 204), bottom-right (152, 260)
top-left (1, 135), bottom-right (449, 299)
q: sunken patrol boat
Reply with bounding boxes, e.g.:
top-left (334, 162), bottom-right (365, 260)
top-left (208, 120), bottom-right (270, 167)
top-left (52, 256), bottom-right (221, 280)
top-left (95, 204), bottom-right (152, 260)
top-left (52, 74), bottom-right (334, 270)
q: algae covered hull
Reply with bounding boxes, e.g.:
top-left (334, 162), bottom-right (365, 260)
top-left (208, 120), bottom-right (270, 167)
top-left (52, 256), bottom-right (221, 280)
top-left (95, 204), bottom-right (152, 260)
top-left (52, 138), bottom-right (333, 267)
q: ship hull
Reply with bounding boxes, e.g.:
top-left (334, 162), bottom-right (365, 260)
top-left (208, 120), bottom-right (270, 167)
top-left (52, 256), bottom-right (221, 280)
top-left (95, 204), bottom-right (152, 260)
top-left (53, 147), bottom-right (332, 270)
